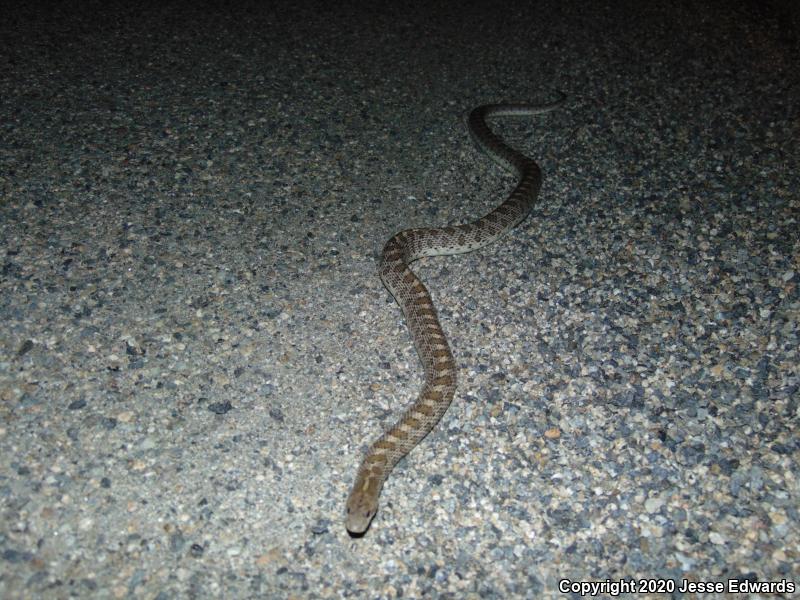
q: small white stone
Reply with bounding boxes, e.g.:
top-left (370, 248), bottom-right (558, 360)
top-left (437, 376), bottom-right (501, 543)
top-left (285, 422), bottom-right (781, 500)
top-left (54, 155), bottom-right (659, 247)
top-left (644, 496), bottom-right (663, 513)
top-left (708, 532), bottom-right (726, 545)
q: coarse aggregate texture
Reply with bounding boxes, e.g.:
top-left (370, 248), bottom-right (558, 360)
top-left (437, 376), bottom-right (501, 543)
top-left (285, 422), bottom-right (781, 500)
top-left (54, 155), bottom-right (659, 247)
top-left (1, 1), bottom-right (798, 598)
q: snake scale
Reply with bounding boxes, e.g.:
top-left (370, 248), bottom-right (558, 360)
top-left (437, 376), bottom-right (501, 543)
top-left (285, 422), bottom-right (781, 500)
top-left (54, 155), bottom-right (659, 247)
top-left (346, 95), bottom-right (565, 534)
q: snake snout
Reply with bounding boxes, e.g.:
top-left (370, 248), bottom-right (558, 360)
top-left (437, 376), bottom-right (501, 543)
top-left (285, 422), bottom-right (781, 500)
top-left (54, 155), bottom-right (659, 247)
top-left (345, 503), bottom-right (376, 535)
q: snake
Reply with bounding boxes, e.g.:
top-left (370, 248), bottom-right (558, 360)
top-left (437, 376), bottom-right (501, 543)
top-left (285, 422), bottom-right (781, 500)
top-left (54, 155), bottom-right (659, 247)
top-left (345, 95), bottom-right (565, 534)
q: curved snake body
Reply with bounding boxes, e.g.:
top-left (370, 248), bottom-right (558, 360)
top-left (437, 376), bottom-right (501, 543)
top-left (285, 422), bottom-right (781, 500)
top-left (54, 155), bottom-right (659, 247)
top-left (345, 97), bottom-right (564, 534)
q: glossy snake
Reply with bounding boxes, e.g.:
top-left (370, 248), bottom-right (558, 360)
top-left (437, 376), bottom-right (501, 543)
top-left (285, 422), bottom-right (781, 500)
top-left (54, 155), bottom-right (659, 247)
top-left (346, 95), bottom-right (565, 534)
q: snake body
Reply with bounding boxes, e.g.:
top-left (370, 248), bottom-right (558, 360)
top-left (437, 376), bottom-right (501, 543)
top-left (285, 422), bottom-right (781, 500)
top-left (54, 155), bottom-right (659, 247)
top-left (345, 96), bottom-right (564, 534)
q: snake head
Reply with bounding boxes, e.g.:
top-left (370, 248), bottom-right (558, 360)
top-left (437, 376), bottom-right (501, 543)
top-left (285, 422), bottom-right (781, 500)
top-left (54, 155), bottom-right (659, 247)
top-left (345, 477), bottom-right (381, 535)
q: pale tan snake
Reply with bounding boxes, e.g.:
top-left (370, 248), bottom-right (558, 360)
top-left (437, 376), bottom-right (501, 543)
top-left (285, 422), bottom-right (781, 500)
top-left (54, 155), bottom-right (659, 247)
top-left (346, 95), bottom-right (565, 534)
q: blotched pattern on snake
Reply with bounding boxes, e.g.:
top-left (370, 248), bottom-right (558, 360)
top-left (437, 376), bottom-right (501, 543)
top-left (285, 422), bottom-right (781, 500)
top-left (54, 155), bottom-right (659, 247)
top-left (346, 95), bottom-right (565, 534)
